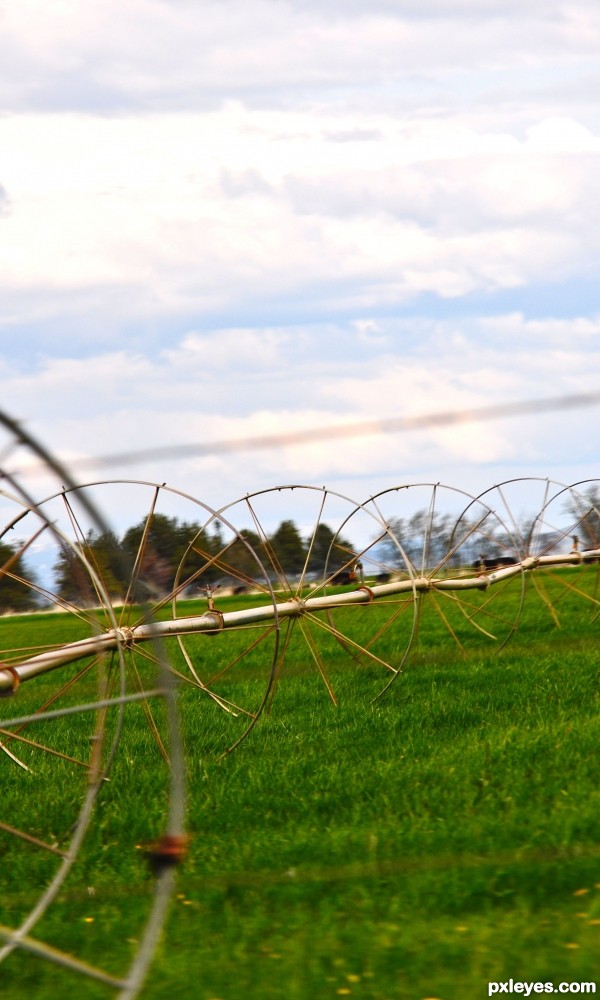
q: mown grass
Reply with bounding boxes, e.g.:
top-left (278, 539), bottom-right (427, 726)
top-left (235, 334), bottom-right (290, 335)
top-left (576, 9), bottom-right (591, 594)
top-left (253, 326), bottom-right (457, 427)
top-left (1, 570), bottom-right (600, 999)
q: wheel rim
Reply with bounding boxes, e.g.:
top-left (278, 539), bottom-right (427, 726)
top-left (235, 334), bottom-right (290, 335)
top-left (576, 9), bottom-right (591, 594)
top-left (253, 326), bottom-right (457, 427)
top-left (336, 483), bottom-right (527, 697)
top-left (209, 485), bottom-right (397, 707)
top-left (528, 479), bottom-right (600, 628)
top-left (0, 416), bottom-right (186, 999)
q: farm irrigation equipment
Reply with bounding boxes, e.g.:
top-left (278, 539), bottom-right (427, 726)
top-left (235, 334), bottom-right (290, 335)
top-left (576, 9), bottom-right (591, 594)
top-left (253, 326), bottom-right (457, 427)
top-left (0, 479), bottom-right (538, 729)
top-left (2, 403), bottom-right (600, 998)
top-left (3, 478), bottom-right (600, 720)
top-left (0, 478), bottom-right (517, 739)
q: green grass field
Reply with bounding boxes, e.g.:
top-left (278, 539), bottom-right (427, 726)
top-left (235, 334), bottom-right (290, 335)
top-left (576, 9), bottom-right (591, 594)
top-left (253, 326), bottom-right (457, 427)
top-left (1, 571), bottom-right (600, 999)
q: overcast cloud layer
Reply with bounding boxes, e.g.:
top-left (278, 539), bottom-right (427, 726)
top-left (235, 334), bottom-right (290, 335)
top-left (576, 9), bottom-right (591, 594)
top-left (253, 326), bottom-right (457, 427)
top-left (1, 0), bottom-right (599, 526)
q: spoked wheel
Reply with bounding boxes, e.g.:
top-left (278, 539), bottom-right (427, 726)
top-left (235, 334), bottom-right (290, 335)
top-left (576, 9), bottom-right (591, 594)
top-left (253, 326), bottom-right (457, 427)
top-left (320, 493), bottom-right (420, 693)
top-left (526, 479), bottom-right (600, 629)
top-left (472, 477), bottom-right (600, 631)
top-left (0, 415), bottom-right (185, 1000)
top-left (328, 483), bottom-right (527, 697)
top-left (11, 479), bottom-right (281, 756)
top-left (196, 485), bottom-right (405, 707)
top-left (109, 479), bottom-right (283, 755)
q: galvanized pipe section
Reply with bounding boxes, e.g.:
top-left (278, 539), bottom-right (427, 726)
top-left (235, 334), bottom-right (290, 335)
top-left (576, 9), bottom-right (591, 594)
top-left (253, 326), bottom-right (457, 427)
top-left (2, 547), bottom-right (599, 693)
top-left (0, 633), bottom-right (120, 687)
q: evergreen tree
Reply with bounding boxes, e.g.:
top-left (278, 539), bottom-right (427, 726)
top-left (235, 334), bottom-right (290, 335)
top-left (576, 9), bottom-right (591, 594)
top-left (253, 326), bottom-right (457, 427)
top-left (53, 530), bottom-right (127, 605)
top-left (306, 522), bottom-right (355, 576)
top-left (0, 539), bottom-right (41, 612)
top-left (123, 514), bottom-right (187, 597)
top-left (174, 521), bottom-right (220, 589)
top-left (216, 529), bottom-right (264, 584)
top-left (267, 520), bottom-right (306, 577)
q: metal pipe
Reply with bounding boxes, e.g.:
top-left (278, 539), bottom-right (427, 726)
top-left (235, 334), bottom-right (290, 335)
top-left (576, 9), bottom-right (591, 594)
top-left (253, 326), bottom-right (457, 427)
top-left (2, 546), bottom-right (600, 693)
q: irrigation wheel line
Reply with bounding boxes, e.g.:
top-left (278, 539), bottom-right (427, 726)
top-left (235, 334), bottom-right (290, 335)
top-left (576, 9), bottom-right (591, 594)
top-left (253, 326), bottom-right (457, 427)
top-left (527, 478), bottom-right (600, 627)
top-left (468, 477), bottom-right (600, 629)
top-left (324, 483), bottom-right (531, 699)
top-left (9, 478), bottom-right (284, 756)
top-left (0, 413), bottom-right (187, 999)
top-left (5, 477), bottom-right (599, 723)
top-left (204, 483), bottom-right (415, 708)
top-left (6, 481), bottom-right (414, 723)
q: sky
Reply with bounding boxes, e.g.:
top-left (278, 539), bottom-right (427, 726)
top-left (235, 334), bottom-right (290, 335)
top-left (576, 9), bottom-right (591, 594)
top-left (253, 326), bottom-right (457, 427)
top-left (1, 0), bottom-right (600, 539)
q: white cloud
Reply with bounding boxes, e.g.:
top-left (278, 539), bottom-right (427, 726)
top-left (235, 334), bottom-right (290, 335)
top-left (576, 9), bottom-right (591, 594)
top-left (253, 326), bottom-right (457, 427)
top-left (2, 317), bottom-right (598, 515)
top-left (2, 0), bottom-right (600, 113)
top-left (2, 104), bottom-right (599, 331)
top-left (166, 329), bottom-right (292, 372)
top-left (1, 0), bottom-right (600, 522)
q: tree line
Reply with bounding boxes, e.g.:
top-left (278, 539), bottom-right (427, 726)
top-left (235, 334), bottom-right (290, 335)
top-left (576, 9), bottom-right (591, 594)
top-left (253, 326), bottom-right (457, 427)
top-left (377, 487), bottom-right (600, 570)
top-left (0, 514), bottom-right (355, 612)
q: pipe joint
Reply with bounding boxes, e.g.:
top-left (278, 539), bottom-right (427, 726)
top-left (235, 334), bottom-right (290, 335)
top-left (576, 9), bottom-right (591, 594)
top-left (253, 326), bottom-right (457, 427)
top-left (0, 665), bottom-right (20, 697)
